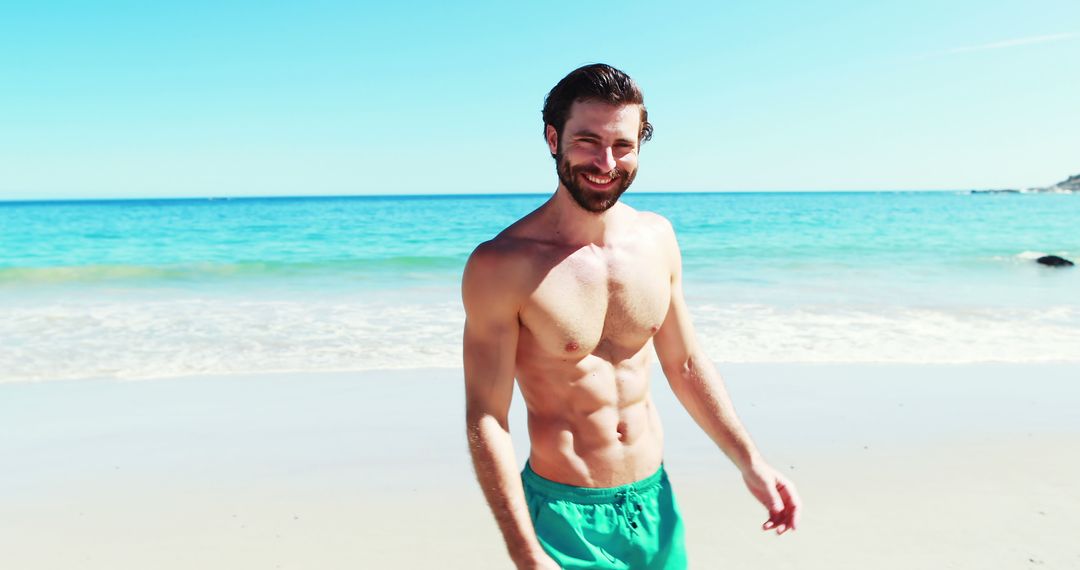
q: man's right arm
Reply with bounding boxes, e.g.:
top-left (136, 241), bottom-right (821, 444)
top-left (462, 242), bottom-right (556, 569)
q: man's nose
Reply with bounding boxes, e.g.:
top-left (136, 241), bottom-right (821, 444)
top-left (594, 147), bottom-right (617, 172)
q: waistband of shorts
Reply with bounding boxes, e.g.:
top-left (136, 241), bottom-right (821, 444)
top-left (522, 461), bottom-right (666, 503)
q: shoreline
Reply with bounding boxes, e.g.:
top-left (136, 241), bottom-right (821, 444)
top-left (8, 357), bottom-right (1080, 386)
top-left (3, 363), bottom-right (1078, 568)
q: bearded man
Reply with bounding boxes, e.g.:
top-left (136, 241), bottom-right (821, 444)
top-left (462, 63), bottom-right (800, 569)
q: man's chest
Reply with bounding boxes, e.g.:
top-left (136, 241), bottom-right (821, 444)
top-left (519, 244), bottom-right (671, 359)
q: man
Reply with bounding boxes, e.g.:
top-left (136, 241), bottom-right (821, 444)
top-left (462, 63), bottom-right (800, 569)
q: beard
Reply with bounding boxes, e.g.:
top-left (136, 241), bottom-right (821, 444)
top-left (555, 151), bottom-right (637, 213)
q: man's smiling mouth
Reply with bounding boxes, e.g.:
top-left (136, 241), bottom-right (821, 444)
top-left (583, 172), bottom-right (617, 186)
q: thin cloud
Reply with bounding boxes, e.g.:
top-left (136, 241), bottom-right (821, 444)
top-left (946, 32), bottom-right (1077, 54)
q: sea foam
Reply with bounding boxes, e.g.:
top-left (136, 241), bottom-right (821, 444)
top-left (4, 296), bottom-right (1078, 383)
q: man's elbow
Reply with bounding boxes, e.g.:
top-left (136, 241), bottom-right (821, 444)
top-left (658, 345), bottom-right (691, 373)
top-left (661, 351), bottom-right (707, 387)
top-left (465, 405), bottom-right (510, 436)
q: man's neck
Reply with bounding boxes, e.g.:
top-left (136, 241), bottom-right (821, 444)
top-left (542, 186), bottom-right (623, 246)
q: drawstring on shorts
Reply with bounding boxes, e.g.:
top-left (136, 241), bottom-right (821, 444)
top-left (616, 487), bottom-right (644, 532)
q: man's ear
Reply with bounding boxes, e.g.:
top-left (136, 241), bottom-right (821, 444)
top-left (545, 125), bottom-right (559, 157)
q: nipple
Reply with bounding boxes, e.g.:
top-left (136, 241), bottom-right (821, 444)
top-left (564, 341), bottom-right (580, 353)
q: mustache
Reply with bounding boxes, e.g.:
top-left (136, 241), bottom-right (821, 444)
top-left (574, 164), bottom-right (623, 179)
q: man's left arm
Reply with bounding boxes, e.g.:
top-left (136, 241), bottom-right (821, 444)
top-left (651, 218), bottom-right (801, 534)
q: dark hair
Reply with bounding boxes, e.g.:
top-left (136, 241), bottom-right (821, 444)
top-left (542, 63), bottom-right (653, 146)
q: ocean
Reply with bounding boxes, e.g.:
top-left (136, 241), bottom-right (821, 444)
top-left (2, 191), bottom-right (1078, 382)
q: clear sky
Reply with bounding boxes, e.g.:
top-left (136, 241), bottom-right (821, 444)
top-left (1, 0), bottom-right (1077, 200)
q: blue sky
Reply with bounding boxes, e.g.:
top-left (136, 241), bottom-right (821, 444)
top-left (1, 0), bottom-right (1077, 199)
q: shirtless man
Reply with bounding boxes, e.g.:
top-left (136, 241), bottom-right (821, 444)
top-left (462, 64), bottom-right (800, 569)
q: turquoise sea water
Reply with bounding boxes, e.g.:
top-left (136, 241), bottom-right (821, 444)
top-left (2, 192), bottom-right (1078, 381)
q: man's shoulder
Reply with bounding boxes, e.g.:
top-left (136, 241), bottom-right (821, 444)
top-left (467, 232), bottom-right (542, 269)
top-left (634, 209), bottom-right (673, 228)
top-left (626, 210), bottom-right (680, 272)
top-left (462, 232), bottom-right (541, 302)
top-left (631, 209), bottom-right (677, 241)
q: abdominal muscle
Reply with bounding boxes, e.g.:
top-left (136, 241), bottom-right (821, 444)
top-left (516, 342), bottom-right (665, 488)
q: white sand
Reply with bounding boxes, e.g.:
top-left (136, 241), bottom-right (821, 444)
top-left (1, 364), bottom-right (1078, 569)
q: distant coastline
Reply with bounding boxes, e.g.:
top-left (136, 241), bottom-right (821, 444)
top-left (971, 172), bottom-right (1080, 194)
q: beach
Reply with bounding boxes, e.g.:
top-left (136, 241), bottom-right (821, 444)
top-left (3, 363), bottom-right (1078, 569)
top-left (6, 0), bottom-right (1080, 566)
top-left (3, 192), bottom-right (1078, 568)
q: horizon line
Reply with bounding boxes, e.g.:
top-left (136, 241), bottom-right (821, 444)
top-left (0, 188), bottom-right (979, 205)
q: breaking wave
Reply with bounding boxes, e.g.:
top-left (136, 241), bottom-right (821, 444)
top-left (3, 298), bottom-right (1078, 383)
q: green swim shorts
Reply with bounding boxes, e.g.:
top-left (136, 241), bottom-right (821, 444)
top-left (522, 462), bottom-right (687, 569)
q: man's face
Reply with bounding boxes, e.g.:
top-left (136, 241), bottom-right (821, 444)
top-left (546, 100), bottom-right (641, 213)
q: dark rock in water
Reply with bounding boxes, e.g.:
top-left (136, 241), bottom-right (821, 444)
top-left (1036, 255), bottom-right (1074, 267)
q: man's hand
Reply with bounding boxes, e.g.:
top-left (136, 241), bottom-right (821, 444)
top-left (742, 463), bottom-right (801, 535)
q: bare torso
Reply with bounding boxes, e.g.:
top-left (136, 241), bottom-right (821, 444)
top-left (495, 202), bottom-right (674, 487)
